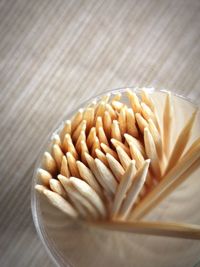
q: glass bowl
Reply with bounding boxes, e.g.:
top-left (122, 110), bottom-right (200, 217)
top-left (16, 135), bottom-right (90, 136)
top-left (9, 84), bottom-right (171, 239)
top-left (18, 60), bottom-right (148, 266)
top-left (31, 87), bottom-right (200, 267)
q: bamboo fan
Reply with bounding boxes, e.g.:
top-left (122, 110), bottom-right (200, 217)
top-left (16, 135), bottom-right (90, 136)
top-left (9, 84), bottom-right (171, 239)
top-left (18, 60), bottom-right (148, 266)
top-left (35, 88), bottom-right (200, 240)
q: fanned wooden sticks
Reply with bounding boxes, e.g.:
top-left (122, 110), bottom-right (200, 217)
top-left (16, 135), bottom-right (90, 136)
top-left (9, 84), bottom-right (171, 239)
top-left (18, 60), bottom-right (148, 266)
top-left (35, 88), bottom-right (200, 239)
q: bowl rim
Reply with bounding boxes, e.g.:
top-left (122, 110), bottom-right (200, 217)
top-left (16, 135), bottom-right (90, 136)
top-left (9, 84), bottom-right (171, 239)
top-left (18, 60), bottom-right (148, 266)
top-left (31, 86), bottom-right (199, 267)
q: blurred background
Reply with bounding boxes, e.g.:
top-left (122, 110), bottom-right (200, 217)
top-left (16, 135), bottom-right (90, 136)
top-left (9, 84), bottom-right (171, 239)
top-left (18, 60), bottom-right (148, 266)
top-left (0, 0), bottom-right (199, 266)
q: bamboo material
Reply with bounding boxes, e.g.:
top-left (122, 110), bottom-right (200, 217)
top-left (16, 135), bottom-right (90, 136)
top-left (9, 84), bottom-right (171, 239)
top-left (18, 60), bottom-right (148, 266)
top-left (66, 152), bottom-right (80, 178)
top-left (144, 128), bottom-right (161, 178)
top-left (76, 160), bottom-right (102, 195)
top-left (37, 168), bottom-right (52, 186)
top-left (91, 220), bottom-right (200, 240)
top-left (63, 134), bottom-right (79, 159)
top-left (70, 177), bottom-right (107, 218)
top-left (38, 187), bottom-right (78, 218)
top-left (95, 149), bottom-right (109, 167)
top-left (118, 107), bottom-right (126, 137)
top-left (95, 158), bottom-right (118, 196)
top-left (116, 146), bottom-right (132, 170)
top-left (135, 113), bottom-right (148, 134)
top-left (124, 133), bottom-right (145, 157)
top-left (130, 140), bottom-right (200, 220)
top-left (103, 111), bottom-right (112, 139)
top-left (106, 153), bottom-right (125, 181)
top-left (111, 161), bottom-right (136, 218)
top-left (71, 109), bottom-right (83, 132)
top-left (98, 126), bottom-right (109, 146)
top-left (111, 138), bottom-right (131, 156)
top-left (135, 157), bottom-right (200, 219)
top-left (111, 120), bottom-right (122, 142)
top-left (42, 151), bottom-right (57, 175)
top-left (141, 89), bottom-right (155, 111)
top-left (72, 120), bottom-right (87, 142)
top-left (87, 127), bottom-right (96, 150)
top-left (49, 178), bottom-right (67, 198)
top-left (163, 92), bottom-right (173, 158)
top-left (165, 110), bottom-right (197, 174)
top-left (105, 103), bottom-right (117, 120)
top-left (126, 108), bottom-right (139, 137)
top-left (60, 120), bottom-right (71, 142)
top-left (119, 160), bottom-right (150, 219)
top-left (127, 89), bottom-right (141, 113)
top-left (101, 143), bottom-right (118, 160)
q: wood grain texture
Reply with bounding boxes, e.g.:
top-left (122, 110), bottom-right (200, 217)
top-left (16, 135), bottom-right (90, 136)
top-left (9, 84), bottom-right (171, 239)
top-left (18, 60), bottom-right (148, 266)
top-left (0, 0), bottom-right (200, 266)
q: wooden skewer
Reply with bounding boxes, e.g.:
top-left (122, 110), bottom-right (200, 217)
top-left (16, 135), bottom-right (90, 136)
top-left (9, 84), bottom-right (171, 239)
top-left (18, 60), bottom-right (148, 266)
top-left (144, 127), bottom-right (161, 178)
top-left (42, 151), bottom-right (57, 175)
top-left (124, 133), bottom-right (145, 157)
top-left (76, 160), bottom-right (102, 195)
top-left (111, 100), bottom-right (124, 112)
top-left (141, 101), bottom-right (161, 132)
top-left (135, 113), bottom-right (148, 134)
top-left (111, 120), bottom-right (122, 142)
top-left (165, 110), bottom-right (197, 174)
top-left (105, 103), bottom-right (117, 120)
top-left (37, 168), bottom-right (52, 186)
top-left (95, 158), bottom-right (118, 196)
top-left (61, 180), bottom-right (99, 220)
top-left (83, 107), bottom-right (94, 132)
top-left (40, 188), bottom-right (78, 218)
top-left (95, 101), bottom-right (106, 120)
top-left (72, 120), bottom-right (87, 142)
top-left (96, 116), bottom-right (103, 131)
top-left (137, 157), bottom-right (200, 220)
top-left (119, 159), bottom-right (150, 219)
top-left (87, 127), bottom-right (96, 150)
top-left (71, 109), bottom-right (84, 132)
top-left (60, 155), bottom-right (70, 177)
top-left (148, 118), bottom-right (163, 159)
top-left (141, 89), bottom-right (155, 111)
top-left (111, 161), bottom-right (136, 218)
top-left (80, 140), bottom-right (89, 165)
top-left (111, 138), bottom-right (131, 156)
top-left (88, 100), bottom-right (97, 108)
top-left (49, 178), bottom-right (67, 198)
top-left (101, 93), bottom-right (111, 103)
top-left (116, 146), bottom-right (132, 170)
top-left (90, 220), bottom-right (200, 240)
top-left (98, 126), bottom-right (109, 146)
top-left (103, 111), bottom-right (112, 139)
top-left (51, 133), bottom-right (62, 147)
top-left (57, 176), bottom-right (87, 218)
top-left (118, 107), bottom-right (126, 136)
top-left (91, 137), bottom-right (100, 158)
top-left (52, 144), bottom-right (64, 170)
top-left (95, 149), bottom-right (109, 167)
top-left (106, 153), bottom-right (125, 182)
top-left (35, 184), bottom-right (48, 193)
top-left (101, 143), bottom-right (118, 160)
top-left (70, 177), bottom-right (107, 218)
top-left (127, 89), bottom-right (141, 113)
top-left (112, 92), bottom-right (121, 101)
top-left (66, 152), bottom-right (80, 178)
top-left (63, 134), bottom-right (79, 159)
top-left (60, 120), bottom-right (71, 142)
top-left (129, 142), bottom-right (145, 169)
top-left (163, 92), bottom-right (173, 158)
top-left (126, 108), bottom-right (139, 138)
top-left (130, 140), bottom-right (200, 220)
top-left (75, 130), bottom-right (86, 154)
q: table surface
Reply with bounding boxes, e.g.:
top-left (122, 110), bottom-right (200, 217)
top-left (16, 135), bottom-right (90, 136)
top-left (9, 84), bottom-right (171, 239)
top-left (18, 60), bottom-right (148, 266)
top-left (0, 0), bottom-right (200, 266)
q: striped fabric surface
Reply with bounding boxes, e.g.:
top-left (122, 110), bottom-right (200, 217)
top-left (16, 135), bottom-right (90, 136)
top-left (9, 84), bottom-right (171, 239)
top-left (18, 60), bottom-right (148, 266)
top-left (0, 0), bottom-right (199, 266)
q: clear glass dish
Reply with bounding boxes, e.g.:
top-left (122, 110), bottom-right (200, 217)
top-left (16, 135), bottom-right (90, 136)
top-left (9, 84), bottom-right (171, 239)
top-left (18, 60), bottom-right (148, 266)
top-left (31, 87), bottom-right (200, 267)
